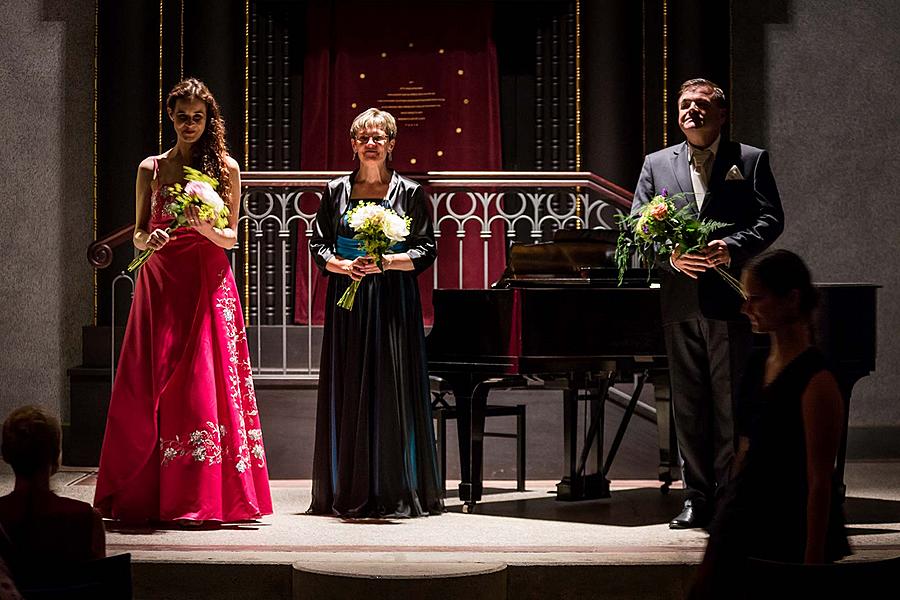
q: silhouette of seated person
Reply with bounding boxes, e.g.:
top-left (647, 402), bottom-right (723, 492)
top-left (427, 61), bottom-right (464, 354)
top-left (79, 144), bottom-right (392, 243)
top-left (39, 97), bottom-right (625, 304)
top-left (0, 543), bottom-right (22, 600)
top-left (0, 406), bottom-right (105, 587)
top-left (689, 250), bottom-right (850, 599)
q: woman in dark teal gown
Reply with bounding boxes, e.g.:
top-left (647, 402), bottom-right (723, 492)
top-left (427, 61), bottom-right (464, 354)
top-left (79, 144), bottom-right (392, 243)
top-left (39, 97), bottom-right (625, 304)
top-left (307, 108), bottom-right (443, 518)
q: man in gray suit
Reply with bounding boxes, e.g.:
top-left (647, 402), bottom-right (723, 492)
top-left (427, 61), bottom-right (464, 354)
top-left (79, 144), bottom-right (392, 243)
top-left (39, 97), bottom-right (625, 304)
top-left (632, 78), bottom-right (784, 528)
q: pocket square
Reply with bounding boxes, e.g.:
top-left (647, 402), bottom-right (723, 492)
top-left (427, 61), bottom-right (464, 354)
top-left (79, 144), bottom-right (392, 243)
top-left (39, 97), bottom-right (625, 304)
top-left (725, 165), bottom-right (744, 181)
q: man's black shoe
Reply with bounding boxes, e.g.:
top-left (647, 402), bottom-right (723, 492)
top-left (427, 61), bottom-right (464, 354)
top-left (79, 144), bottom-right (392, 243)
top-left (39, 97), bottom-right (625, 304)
top-left (669, 501), bottom-right (709, 529)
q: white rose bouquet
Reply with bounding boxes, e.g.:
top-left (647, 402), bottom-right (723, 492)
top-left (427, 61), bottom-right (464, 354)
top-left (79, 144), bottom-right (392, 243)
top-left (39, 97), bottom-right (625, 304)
top-left (127, 166), bottom-right (230, 271)
top-left (338, 202), bottom-right (412, 310)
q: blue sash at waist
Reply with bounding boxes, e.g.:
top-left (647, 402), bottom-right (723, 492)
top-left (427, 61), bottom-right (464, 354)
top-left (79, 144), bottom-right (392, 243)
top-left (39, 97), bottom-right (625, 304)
top-left (335, 235), bottom-right (406, 259)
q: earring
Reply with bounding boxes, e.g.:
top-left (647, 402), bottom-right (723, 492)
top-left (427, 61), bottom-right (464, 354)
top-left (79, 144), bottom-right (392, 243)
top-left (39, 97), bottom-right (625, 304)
top-left (352, 153), bottom-right (357, 161)
top-left (388, 151), bottom-right (393, 162)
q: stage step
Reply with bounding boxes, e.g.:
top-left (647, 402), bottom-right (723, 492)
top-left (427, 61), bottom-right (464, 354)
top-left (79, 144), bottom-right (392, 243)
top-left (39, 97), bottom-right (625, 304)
top-left (130, 560), bottom-right (696, 600)
top-left (293, 561), bottom-right (507, 600)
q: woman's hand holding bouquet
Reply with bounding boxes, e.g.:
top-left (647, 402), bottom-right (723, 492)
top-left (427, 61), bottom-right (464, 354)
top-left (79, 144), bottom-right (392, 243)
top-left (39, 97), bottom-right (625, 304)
top-left (337, 203), bottom-right (411, 310)
top-left (128, 166), bottom-right (230, 272)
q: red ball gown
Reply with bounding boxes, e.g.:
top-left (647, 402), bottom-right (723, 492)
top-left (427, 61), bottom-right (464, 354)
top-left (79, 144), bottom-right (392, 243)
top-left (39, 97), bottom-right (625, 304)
top-left (94, 163), bottom-right (272, 523)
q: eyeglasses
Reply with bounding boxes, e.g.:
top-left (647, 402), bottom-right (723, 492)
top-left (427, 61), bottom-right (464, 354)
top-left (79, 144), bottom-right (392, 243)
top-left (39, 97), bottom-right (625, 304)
top-left (354, 134), bottom-right (389, 144)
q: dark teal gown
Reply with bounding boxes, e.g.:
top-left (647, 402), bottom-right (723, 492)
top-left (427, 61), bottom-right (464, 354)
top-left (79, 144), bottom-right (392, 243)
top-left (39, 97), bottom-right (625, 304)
top-left (307, 172), bottom-right (443, 518)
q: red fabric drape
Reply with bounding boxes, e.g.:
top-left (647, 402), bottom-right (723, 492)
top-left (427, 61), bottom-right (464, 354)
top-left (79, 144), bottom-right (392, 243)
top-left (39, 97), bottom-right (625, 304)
top-left (295, 1), bottom-right (503, 324)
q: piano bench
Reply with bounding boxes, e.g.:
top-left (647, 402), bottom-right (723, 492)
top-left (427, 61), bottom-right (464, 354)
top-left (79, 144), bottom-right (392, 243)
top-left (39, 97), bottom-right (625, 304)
top-left (430, 392), bottom-right (527, 494)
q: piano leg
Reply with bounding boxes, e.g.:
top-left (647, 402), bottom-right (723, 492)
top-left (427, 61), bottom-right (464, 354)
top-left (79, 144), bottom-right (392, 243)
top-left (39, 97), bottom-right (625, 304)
top-left (462, 379), bottom-right (492, 512)
top-left (593, 383), bottom-right (604, 477)
top-left (445, 381), bottom-right (476, 509)
top-left (834, 371), bottom-right (865, 503)
top-left (557, 375), bottom-right (612, 501)
top-left (651, 370), bottom-right (680, 494)
top-left (455, 377), bottom-right (525, 512)
top-left (430, 373), bottom-right (479, 509)
top-left (559, 383), bottom-right (579, 500)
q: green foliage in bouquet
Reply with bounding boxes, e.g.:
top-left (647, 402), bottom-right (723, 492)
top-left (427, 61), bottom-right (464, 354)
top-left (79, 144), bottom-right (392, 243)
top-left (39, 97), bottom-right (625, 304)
top-left (164, 166), bottom-right (230, 230)
top-left (127, 166), bottom-right (230, 272)
top-left (614, 191), bottom-right (729, 285)
top-left (337, 202), bottom-right (412, 311)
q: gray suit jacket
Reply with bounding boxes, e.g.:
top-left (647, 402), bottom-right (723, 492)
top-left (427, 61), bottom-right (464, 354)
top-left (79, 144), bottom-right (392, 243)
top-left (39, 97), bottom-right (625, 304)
top-left (632, 140), bottom-right (784, 323)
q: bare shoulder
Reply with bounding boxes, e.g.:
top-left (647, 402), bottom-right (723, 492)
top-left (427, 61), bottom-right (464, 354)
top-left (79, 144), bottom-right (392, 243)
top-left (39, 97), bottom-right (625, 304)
top-left (806, 370), bottom-right (840, 397)
top-left (138, 155), bottom-right (159, 175)
top-left (225, 155), bottom-right (241, 174)
top-left (802, 370), bottom-right (843, 416)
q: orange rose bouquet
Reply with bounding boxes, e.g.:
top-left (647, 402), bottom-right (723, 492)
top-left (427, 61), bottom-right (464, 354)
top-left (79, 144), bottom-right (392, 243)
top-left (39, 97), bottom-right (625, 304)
top-left (615, 189), bottom-right (744, 297)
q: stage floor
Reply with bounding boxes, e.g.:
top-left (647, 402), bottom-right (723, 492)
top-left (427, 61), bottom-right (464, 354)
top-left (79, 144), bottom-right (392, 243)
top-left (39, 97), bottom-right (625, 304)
top-left (5, 462), bottom-right (900, 599)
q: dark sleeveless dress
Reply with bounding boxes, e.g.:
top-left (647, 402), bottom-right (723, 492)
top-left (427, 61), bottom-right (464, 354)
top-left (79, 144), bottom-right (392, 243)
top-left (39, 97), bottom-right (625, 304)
top-left (307, 173), bottom-right (443, 518)
top-left (705, 347), bottom-right (850, 574)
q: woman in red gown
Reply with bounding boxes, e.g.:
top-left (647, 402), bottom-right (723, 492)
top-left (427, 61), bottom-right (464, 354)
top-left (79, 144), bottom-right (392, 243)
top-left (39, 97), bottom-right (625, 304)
top-left (94, 79), bottom-right (272, 525)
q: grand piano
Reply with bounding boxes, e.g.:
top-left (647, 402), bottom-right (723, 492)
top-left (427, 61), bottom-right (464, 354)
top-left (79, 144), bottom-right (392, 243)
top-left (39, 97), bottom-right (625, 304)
top-left (425, 230), bottom-right (878, 511)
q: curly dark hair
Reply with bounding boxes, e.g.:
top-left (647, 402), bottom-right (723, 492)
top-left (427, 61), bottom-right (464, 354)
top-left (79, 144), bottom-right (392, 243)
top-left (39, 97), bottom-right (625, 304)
top-left (167, 78), bottom-right (231, 202)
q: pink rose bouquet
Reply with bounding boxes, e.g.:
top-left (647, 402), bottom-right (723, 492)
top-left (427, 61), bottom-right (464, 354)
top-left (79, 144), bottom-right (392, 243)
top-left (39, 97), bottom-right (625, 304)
top-left (127, 166), bottom-right (230, 271)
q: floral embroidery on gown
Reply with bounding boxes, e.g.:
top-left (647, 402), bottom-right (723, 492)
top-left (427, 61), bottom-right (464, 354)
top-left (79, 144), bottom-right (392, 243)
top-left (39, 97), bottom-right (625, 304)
top-left (94, 163), bottom-right (272, 523)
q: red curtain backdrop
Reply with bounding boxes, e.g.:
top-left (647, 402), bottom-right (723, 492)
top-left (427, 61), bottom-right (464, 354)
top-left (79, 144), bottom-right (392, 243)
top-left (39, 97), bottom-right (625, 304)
top-left (294, 1), bottom-right (503, 325)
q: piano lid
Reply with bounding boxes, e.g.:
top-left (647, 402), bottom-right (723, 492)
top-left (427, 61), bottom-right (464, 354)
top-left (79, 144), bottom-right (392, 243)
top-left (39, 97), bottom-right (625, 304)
top-left (506, 229), bottom-right (616, 274)
top-left (496, 229), bottom-right (657, 288)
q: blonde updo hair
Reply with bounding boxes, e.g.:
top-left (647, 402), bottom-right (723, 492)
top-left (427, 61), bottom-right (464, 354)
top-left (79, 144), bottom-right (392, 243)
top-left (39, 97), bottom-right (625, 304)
top-left (2, 406), bottom-right (61, 477)
top-left (350, 108), bottom-right (397, 140)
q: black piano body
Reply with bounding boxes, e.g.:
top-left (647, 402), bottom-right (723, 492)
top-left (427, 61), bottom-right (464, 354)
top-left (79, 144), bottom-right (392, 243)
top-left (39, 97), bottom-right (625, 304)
top-left (805, 283), bottom-right (878, 498)
top-left (426, 234), bottom-right (878, 510)
top-left (426, 233), bottom-right (675, 511)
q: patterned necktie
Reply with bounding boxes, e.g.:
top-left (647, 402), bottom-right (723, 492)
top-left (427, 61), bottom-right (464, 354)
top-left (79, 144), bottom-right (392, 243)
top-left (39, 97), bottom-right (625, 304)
top-left (691, 148), bottom-right (713, 184)
top-left (691, 148), bottom-right (713, 209)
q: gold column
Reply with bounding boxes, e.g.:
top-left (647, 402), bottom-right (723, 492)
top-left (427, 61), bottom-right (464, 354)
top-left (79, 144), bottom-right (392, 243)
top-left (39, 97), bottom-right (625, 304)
top-left (575, 0), bottom-right (582, 226)
top-left (575, 0), bottom-right (582, 172)
top-left (158, 0), bottom-right (164, 153)
top-left (243, 0), bottom-right (250, 321)
top-left (662, 0), bottom-right (668, 147)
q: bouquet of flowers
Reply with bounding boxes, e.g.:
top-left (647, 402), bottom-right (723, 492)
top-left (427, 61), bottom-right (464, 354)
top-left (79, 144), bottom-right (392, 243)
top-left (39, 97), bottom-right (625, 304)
top-left (127, 166), bottom-right (230, 272)
top-left (614, 189), bottom-right (745, 298)
top-left (338, 202), bottom-right (411, 310)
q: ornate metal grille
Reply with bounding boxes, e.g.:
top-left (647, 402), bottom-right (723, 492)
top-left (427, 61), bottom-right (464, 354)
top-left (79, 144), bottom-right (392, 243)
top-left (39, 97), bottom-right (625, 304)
top-left (110, 172), bottom-right (631, 382)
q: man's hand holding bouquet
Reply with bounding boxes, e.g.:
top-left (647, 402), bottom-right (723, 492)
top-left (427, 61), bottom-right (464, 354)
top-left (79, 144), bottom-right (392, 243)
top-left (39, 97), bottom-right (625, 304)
top-left (615, 189), bottom-right (745, 298)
